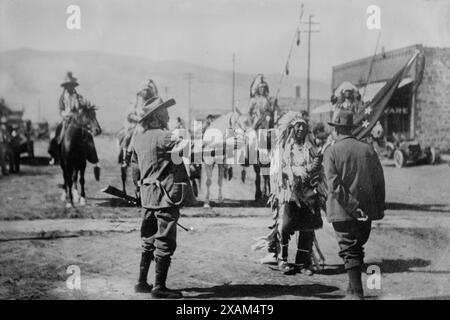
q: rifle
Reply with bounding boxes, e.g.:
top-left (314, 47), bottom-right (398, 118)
top-left (101, 185), bottom-right (192, 232)
top-left (101, 185), bottom-right (139, 206)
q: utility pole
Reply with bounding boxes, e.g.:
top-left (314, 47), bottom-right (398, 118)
top-left (300, 15), bottom-right (320, 114)
top-left (37, 99), bottom-right (41, 122)
top-left (232, 53), bottom-right (236, 112)
top-left (184, 73), bottom-right (194, 128)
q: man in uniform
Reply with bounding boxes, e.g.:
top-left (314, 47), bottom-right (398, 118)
top-left (324, 110), bottom-right (385, 299)
top-left (130, 95), bottom-right (186, 299)
top-left (48, 72), bottom-right (100, 177)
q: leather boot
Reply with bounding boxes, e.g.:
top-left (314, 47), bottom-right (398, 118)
top-left (151, 257), bottom-right (182, 299)
top-left (345, 266), bottom-right (364, 300)
top-left (134, 251), bottom-right (154, 293)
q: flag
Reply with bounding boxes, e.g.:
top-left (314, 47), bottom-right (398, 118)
top-left (352, 50), bottom-right (420, 140)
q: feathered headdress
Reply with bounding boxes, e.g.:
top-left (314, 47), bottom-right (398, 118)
top-left (250, 74), bottom-right (269, 98)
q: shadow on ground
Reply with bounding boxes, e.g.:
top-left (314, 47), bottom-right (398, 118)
top-left (368, 258), bottom-right (431, 273)
top-left (183, 283), bottom-right (339, 299)
top-left (386, 202), bottom-right (450, 213)
top-left (320, 258), bottom-right (434, 275)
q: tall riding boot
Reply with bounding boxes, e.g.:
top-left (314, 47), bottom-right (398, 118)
top-left (346, 266), bottom-right (364, 300)
top-left (151, 257), bottom-right (182, 299)
top-left (134, 251), bottom-right (154, 293)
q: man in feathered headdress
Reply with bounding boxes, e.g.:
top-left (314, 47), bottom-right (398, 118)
top-left (121, 78), bottom-right (159, 165)
top-left (255, 111), bottom-right (327, 275)
top-left (248, 74), bottom-right (279, 129)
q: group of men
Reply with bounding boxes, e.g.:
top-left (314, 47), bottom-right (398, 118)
top-left (49, 71), bottom-right (385, 300)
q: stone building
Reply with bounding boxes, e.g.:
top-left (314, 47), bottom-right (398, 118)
top-left (326, 44), bottom-right (450, 152)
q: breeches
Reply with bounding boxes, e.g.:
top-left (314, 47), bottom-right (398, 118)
top-left (332, 220), bottom-right (372, 270)
top-left (140, 207), bottom-right (180, 259)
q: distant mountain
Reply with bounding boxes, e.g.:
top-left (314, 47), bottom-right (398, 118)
top-left (0, 48), bottom-right (330, 131)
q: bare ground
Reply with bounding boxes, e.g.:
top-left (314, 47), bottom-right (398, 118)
top-left (1, 136), bottom-right (450, 300)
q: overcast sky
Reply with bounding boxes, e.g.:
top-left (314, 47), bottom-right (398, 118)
top-left (1, 0), bottom-right (449, 82)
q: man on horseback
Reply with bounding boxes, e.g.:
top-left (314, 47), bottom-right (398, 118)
top-left (332, 81), bottom-right (362, 122)
top-left (48, 72), bottom-right (100, 176)
top-left (248, 74), bottom-right (278, 130)
top-left (121, 79), bottom-right (159, 166)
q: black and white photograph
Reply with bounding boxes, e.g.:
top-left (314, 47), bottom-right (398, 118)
top-left (1, 0), bottom-right (450, 305)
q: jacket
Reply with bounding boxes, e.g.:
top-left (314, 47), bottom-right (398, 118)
top-left (323, 134), bottom-right (385, 222)
top-left (131, 127), bottom-right (190, 209)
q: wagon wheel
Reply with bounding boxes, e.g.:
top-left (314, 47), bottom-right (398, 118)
top-left (394, 149), bottom-right (406, 168)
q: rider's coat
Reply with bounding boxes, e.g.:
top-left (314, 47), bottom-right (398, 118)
top-left (59, 89), bottom-right (88, 117)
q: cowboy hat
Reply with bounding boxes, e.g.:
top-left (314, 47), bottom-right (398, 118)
top-left (328, 110), bottom-right (357, 127)
top-left (139, 96), bottom-right (176, 123)
top-left (61, 72), bottom-right (79, 87)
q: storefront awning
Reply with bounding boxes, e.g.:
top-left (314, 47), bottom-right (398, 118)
top-left (360, 77), bottom-right (413, 103)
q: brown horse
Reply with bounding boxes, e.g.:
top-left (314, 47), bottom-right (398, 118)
top-left (60, 105), bottom-right (101, 207)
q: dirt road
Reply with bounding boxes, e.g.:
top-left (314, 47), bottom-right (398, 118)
top-left (1, 136), bottom-right (450, 299)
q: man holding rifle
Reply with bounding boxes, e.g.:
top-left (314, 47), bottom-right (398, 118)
top-left (130, 95), bottom-right (188, 299)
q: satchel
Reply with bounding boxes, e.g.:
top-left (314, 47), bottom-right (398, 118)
top-left (139, 160), bottom-right (187, 209)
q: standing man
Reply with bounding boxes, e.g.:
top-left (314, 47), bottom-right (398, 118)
top-left (0, 116), bottom-right (10, 175)
top-left (324, 110), bottom-right (385, 299)
top-left (130, 96), bottom-right (186, 299)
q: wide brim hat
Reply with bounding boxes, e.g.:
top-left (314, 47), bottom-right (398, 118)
top-left (328, 110), bottom-right (357, 128)
top-left (139, 96), bottom-right (176, 123)
top-left (61, 72), bottom-right (79, 87)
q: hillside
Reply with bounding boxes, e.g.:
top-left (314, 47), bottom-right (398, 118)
top-left (0, 48), bottom-right (330, 131)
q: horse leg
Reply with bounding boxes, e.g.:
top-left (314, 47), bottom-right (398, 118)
top-left (60, 163), bottom-right (67, 202)
top-left (241, 167), bottom-right (247, 183)
top-left (204, 164), bottom-right (212, 207)
top-left (217, 164), bottom-right (224, 203)
top-left (254, 165), bottom-right (262, 202)
top-left (79, 165), bottom-right (86, 206)
top-left (65, 167), bottom-right (74, 208)
top-left (72, 170), bottom-right (80, 203)
top-left (263, 173), bottom-right (271, 198)
top-left (121, 165), bottom-right (127, 194)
